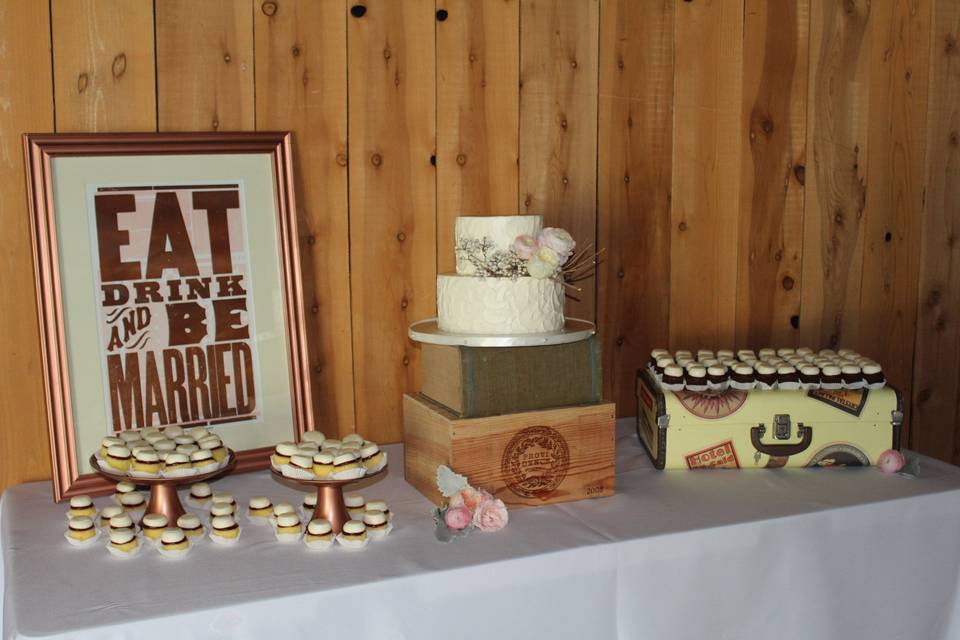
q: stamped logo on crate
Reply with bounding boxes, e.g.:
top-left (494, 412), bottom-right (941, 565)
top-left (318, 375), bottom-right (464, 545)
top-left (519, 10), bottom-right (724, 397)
top-left (685, 440), bottom-right (740, 469)
top-left (501, 426), bottom-right (570, 498)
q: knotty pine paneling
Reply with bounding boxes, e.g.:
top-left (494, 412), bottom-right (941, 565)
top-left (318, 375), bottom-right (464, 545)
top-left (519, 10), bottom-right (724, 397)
top-left (1, 0), bottom-right (959, 494)
top-left (254, 0), bottom-right (355, 437)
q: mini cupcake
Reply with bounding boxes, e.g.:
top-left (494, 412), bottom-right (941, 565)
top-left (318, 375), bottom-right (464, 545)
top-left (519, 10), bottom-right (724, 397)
top-left (795, 347), bottom-right (814, 357)
top-left (837, 348), bottom-right (855, 357)
top-left (118, 430), bottom-right (142, 444)
top-left (818, 348), bottom-right (837, 358)
top-left (366, 500), bottom-right (391, 521)
top-left (174, 436), bottom-right (196, 446)
top-left (272, 441), bottom-right (299, 467)
top-left (716, 349), bottom-right (735, 360)
top-left (730, 364), bottom-right (756, 390)
top-left (131, 450), bottom-right (162, 477)
top-left (301, 431), bottom-right (326, 446)
top-left (177, 513), bottom-right (205, 538)
top-left (359, 443), bottom-right (387, 473)
top-left (684, 366), bottom-right (708, 393)
top-left (212, 493), bottom-right (236, 510)
top-left (344, 494), bottom-right (366, 520)
top-left (209, 515), bottom-right (240, 545)
top-left (162, 452), bottom-right (194, 478)
top-left (799, 365), bottom-right (821, 390)
top-left (143, 432), bottom-right (167, 445)
top-left (99, 436), bottom-right (123, 458)
top-left (737, 349), bottom-right (756, 360)
top-left (140, 513), bottom-right (168, 542)
top-left (313, 452), bottom-right (335, 478)
top-left (841, 364), bottom-right (865, 389)
top-left (176, 443), bottom-right (199, 456)
top-left (660, 365), bottom-right (685, 392)
top-left (68, 495), bottom-right (97, 519)
top-left (275, 512), bottom-right (303, 543)
top-left (777, 365), bottom-right (801, 391)
top-left (272, 502), bottom-right (296, 525)
top-left (863, 363), bottom-right (886, 389)
top-left (304, 518), bottom-right (335, 550)
top-left (296, 442), bottom-right (320, 458)
top-left (337, 520), bottom-right (368, 549)
top-left (757, 348), bottom-right (776, 359)
top-left (674, 350), bottom-right (692, 361)
top-left (706, 365), bottom-right (729, 392)
top-left (153, 439), bottom-right (176, 456)
top-left (648, 349), bottom-right (669, 370)
top-left (248, 496), bottom-right (274, 521)
top-left (320, 439), bottom-right (343, 452)
top-left (100, 504), bottom-right (124, 527)
top-left (675, 356), bottom-right (694, 368)
top-left (189, 482), bottom-right (213, 507)
top-left (754, 363), bottom-right (778, 390)
top-left (200, 437), bottom-right (228, 463)
top-left (119, 491), bottom-right (146, 513)
top-left (302, 492), bottom-right (317, 514)
top-left (186, 426), bottom-right (210, 440)
top-left (190, 449), bottom-right (217, 471)
top-left (162, 425), bottom-right (184, 438)
top-left (820, 365), bottom-right (843, 390)
top-left (283, 454), bottom-right (316, 479)
top-left (109, 513), bottom-right (135, 532)
top-left (696, 349), bottom-right (714, 361)
top-left (65, 516), bottom-right (98, 546)
top-left (210, 502), bottom-right (235, 519)
top-left (654, 356), bottom-right (674, 377)
top-left (158, 527), bottom-right (191, 559)
top-left (342, 433), bottom-right (365, 446)
top-left (107, 527), bottom-right (140, 557)
top-left (331, 452), bottom-right (365, 479)
top-left (363, 510), bottom-right (391, 540)
top-left (104, 445), bottom-right (133, 472)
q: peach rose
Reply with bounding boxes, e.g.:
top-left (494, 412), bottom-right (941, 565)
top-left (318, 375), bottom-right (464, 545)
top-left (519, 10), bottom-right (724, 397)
top-left (878, 449), bottom-right (906, 474)
top-left (448, 486), bottom-right (486, 511)
top-left (472, 496), bottom-right (508, 532)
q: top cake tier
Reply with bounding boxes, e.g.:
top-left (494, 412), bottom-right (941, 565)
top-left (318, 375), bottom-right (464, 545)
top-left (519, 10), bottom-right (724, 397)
top-left (455, 215), bottom-right (543, 275)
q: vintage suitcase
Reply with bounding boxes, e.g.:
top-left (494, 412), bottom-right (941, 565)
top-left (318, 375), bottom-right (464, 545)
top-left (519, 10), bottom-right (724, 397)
top-left (420, 337), bottom-right (602, 418)
top-left (636, 369), bottom-right (902, 469)
top-left (403, 393), bottom-right (616, 507)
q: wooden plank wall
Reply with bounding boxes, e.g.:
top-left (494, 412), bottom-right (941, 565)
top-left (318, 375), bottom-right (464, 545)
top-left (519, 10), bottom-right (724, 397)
top-left (1, 0), bottom-right (959, 494)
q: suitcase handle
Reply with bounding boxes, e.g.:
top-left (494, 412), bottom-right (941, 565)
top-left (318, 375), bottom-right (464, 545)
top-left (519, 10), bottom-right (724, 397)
top-left (750, 424), bottom-right (813, 457)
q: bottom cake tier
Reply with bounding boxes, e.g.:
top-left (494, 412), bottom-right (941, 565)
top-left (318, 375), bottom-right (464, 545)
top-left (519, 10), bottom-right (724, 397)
top-left (436, 273), bottom-right (565, 334)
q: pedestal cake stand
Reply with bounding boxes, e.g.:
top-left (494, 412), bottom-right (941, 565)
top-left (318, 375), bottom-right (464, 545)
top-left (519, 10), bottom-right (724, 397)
top-left (271, 466), bottom-right (388, 533)
top-left (90, 451), bottom-right (237, 524)
top-left (408, 317), bottom-right (595, 347)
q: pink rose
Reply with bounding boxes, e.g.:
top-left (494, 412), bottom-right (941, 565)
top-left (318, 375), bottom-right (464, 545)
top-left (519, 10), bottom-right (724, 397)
top-left (513, 234), bottom-right (539, 259)
top-left (472, 496), bottom-right (508, 532)
top-left (537, 227), bottom-right (575, 264)
top-left (878, 449), bottom-right (906, 474)
top-left (449, 486), bottom-right (486, 511)
top-left (444, 506), bottom-right (472, 530)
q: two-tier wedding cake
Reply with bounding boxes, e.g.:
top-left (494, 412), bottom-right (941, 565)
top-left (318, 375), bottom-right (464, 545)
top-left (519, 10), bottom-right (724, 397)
top-left (436, 215), bottom-right (570, 335)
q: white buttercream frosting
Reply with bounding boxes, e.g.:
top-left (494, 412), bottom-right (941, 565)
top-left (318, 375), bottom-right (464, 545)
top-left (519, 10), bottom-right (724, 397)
top-left (454, 215), bottom-right (542, 275)
top-left (437, 274), bottom-right (564, 334)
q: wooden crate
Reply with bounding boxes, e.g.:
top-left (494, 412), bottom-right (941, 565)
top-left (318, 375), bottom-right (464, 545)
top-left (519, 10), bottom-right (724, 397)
top-left (420, 337), bottom-right (602, 418)
top-left (403, 394), bottom-right (616, 508)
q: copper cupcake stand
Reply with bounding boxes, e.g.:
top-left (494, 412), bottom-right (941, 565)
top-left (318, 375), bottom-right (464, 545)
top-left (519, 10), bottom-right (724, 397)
top-left (270, 466), bottom-right (388, 533)
top-left (90, 451), bottom-right (237, 524)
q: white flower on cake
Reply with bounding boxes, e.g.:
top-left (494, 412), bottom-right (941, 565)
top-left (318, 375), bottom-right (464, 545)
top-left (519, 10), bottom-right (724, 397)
top-left (526, 246), bottom-right (561, 279)
top-left (512, 234), bottom-right (539, 259)
top-left (537, 227), bottom-right (575, 264)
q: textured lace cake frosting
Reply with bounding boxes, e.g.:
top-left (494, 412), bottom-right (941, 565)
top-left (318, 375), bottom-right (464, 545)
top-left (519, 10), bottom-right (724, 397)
top-left (438, 215), bottom-right (566, 335)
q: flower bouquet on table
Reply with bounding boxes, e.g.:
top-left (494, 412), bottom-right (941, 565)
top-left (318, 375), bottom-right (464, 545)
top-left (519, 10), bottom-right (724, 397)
top-left (433, 465), bottom-right (508, 543)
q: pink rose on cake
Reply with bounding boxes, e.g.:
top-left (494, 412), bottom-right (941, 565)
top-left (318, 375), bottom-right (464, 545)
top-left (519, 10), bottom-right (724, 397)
top-left (472, 496), bottom-right (509, 532)
top-left (512, 234), bottom-right (539, 259)
top-left (444, 506), bottom-right (473, 530)
top-left (537, 227), bottom-right (575, 264)
top-left (526, 246), bottom-right (561, 279)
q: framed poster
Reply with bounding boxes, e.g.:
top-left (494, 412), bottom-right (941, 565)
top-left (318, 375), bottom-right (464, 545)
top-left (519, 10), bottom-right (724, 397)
top-left (23, 132), bottom-right (313, 500)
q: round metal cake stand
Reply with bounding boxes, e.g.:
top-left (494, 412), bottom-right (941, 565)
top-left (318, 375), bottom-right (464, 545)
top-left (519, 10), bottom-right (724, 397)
top-left (270, 466), bottom-right (388, 534)
top-left (90, 451), bottom-right (237, 524)
top-left (408, 318), bottom-right (596, 347)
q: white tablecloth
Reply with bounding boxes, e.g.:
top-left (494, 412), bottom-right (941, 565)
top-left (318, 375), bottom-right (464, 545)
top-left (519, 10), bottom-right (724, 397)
top-left (4, 419), bottom-right (960, 640)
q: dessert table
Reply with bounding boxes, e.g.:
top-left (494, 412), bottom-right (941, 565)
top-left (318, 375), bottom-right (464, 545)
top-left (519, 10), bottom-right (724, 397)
top-left (4, 419), bottom-right (960, 640)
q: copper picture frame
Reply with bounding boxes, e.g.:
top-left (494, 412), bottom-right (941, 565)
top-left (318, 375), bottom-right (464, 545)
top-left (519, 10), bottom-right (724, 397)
top-left (23, 132), bottom-right (313, 501)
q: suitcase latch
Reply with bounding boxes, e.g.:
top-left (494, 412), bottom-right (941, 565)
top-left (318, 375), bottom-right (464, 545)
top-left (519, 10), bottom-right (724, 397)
top-left (774, 414), bottom-right (791, 441)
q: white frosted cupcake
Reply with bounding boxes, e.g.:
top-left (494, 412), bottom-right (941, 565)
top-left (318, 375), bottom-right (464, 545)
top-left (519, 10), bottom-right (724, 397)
top-left (365, 500), bottom-right (391, 521)
top-left (301, 431), bottom-right (326, 446)
top-left (118, 430), bottom-right (142, 444)
top-left (820, 364), bottom-right (843, 390)
top-left (272, 441), bottom-right (299, 467)
top-left (158, 527), bottom-right (191, 559)
top-left (337, 520), bottom-right (368, 549)
top-left (177, 513), bottom-right (205, 539)
top-left (190, 449), bottom-right (218, 472)
top-left (209, 515), bottom-right (240, 545)
top-left (130, 450), bottom-right (162, 478)
top-left (161, 452), bottom-right (195, 478)
top-left (99, 436), bottom-right (123, 458)
top-left (304, 518), bottom-right (334, 550)
top-left (360, 443), bottom-right (387, 473)
top-left (104, 445), bottom-right (133, 472)
top-left (274, 512), bottom-right (303, 543)
top-left (248, 496), bottom-right (274, 522)
top-left (863, 363), bottom-right (886, 389)
top-left (283, 454), bottom-right (317, 479)
top-left (660, 365), bottom-right (685, 392)
top-left (106, 527), bottom-right (141, 557)
top-left (331, 452), bottom-right (365, 480)
top-left (108, 513), bottom-right (135, 533)
top-left (344, 493), bottom-right (366, 520)
top-left (140, 513), bottom-right (168, 543)
top-left (320, 439), bottom-right (342, 452)
top-left (99, 504), bottom-right (124, 528)
top-left (65, 516), bottom-right (99, 547)
top-left (188, 482), bottom-right (213, 509)
top-left (210, 502), bottom-right (236, 519)
top-left (363, 510), bottom-right (392, 540)
top-left (302, 492), bottom-right (317, 518)
top-left (271, 502), bottom-right (296, 526)
top-left (119, 491), bottom-right (145, 513)
top-left (67, 495), bottom-right (97, 519)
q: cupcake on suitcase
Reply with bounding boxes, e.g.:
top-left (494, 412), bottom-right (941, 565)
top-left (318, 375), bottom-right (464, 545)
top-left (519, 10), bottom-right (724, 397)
top-left (799, 365), bottom-right (821, 390)
top-left (862, 363), bottom-right (886, 389)
top-left (706, 365), bottom-right (729, 392)
top-left (729, 364), bottom-right (756, 390)
top-left (776, 365), bottom-right (801, 391)
top-left (661, 365), bottom-right (685, 392)
top-left (841, 364), bottom-right (865, 390)
top-left (654, 356), bottom-right (674, 378)
top-left (820, 364), bottom-right (843, 390)
top-left (754, 363), bottom-right (778, 390)
top-left (685, 365), bottom-right (708, 393)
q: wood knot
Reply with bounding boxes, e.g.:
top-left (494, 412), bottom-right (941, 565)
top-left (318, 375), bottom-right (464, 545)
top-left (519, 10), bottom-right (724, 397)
top-left (396, 231), bottom-right (406, 242)
top-left (456, 153), bottom-right (467, 166)
top-left (790, 315), bottom-right (800, 329)
top-left (314, 364), bottom-right (322, 374)
top-left (561, 176), bottom-right (569, 186)
top-left (371, 153), bottom-right (382, 167)
top-left (617, 269), bottom-right (625, 279)
top-left (949, 131), bottom-right (959, 147)
top-left (761, 118), bottom-right (773, 135)
top-left (436, 8), bottom-right (448, 21)
top-left (616, 336), bottom-right (625, 346)
top-left (524, 194), bottom-right (532, 207)
top-left (468, 53), bottom-right (477, 63)
top-left (793, 164), bottom-right (806, 185)
top-left (77, 72), bottom-right (89, 94)
top-left (936, 317), bottom-right (947, 332)
top-left (678, 221), bottom-right (687, 232)
top-left (782, 275), bottom-right (795, 290)
top-left (261, 1), bottom-right (277, 16)
top-left (569, 58), bottom-right (577, 69)
top-left (223, 52), bottom-right (231, 64)
top-left (946, 34), bottom-right (958, 55)
top-left (212, 117), bottom-right (220, 130)
top-left (311, 304), bottom-right (319, 314)
top-left (306, 234), bottom-right (316, 245)
top-left (833, 208), bottom-right (844, 226)
top-left (884, 231), bottom-right (892, 242)
top-left (400, 298), bottom-right (408, 309)
top-left (617, 58), bottom-right (624, 71)
top-left (623, 174), bottom-right (630, 183)
top-left (928, 289), bottom-right (942, 306)
top-left (350, 4), bottom-right (366, 18)
top-left (111, 53), bottom-right (127, 78)
top-left (336, 153), bottom-right (348, 167)
top-left (560, 118), bottom-right (568, 130)
top-left (402, 355), bottom-right (410, 366)
top-left (430, 154), bottom-right (437, 166)
top-left (383, 47), bottom-right (391, 60)
top-left (292, 45), bottom-right (301, 57)
top-left (626, 116), bottom-right (633, 128)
